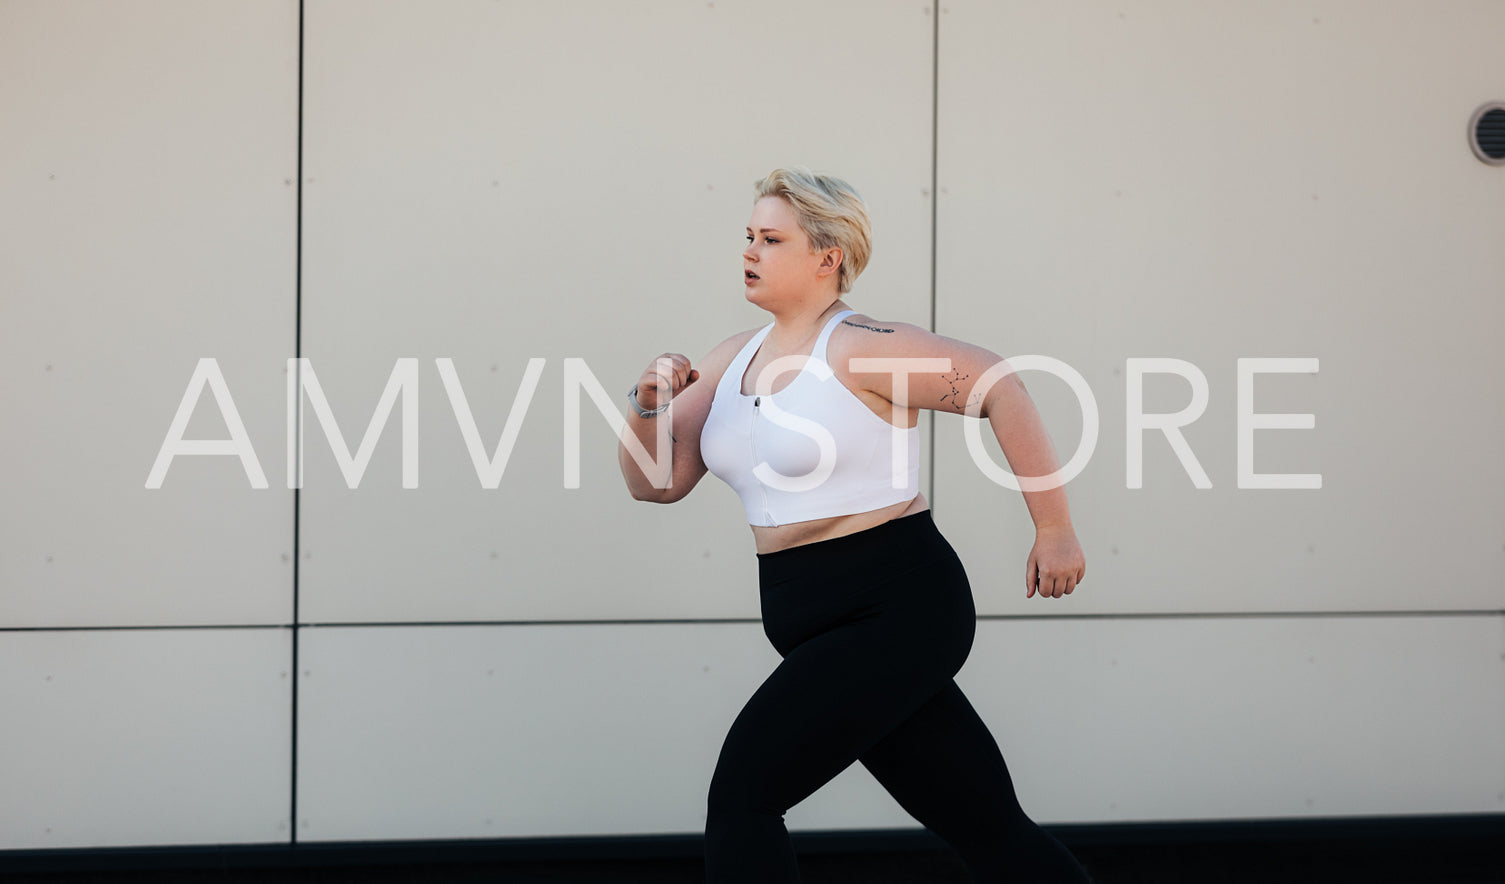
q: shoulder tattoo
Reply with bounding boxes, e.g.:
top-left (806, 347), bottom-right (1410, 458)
top-left (841, 319), bottom-right (895, 334)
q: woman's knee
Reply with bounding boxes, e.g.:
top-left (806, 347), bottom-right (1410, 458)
top-left (706, 751), bottom-right (785, 817)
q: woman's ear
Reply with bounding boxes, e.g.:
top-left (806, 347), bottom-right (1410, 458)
top-left (816, 247), bottom-right (844, 279)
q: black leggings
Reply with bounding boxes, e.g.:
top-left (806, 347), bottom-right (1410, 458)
top-left (703, 510), bottom-right (1094, 883)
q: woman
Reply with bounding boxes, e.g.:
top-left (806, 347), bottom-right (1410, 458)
top-left (618, 167), bottom-right (1093, 883)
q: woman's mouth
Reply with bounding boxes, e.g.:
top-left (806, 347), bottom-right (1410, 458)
top-left (745, 270), bottom-right (760, 283)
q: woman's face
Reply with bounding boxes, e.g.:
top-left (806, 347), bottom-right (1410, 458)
top-left (743, 196), bottom-right (828, 306)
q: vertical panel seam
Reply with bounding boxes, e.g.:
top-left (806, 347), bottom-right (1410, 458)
top-left (928, 0), bottom-right (939, 510)
top-left (290, 0), bottom-right (304, 847)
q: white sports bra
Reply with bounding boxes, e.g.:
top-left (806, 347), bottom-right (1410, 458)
top-left (700, 309), bottom-right (920, 526)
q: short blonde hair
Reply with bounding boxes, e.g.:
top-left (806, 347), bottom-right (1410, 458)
top-left (752, 167), bottom-right (872, 294)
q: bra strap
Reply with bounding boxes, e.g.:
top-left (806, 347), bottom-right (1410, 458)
top-left (812, 310), bottom-right (855, 363)
top-left (725, 322), bottom-right (773, 388)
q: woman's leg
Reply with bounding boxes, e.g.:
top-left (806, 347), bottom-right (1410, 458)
top-left (704, 510), bottom-right (1078, 882)
top-left (858, 680), bottom-right (1096, 882)
top-left (703, 609), bottom-right (966, 883)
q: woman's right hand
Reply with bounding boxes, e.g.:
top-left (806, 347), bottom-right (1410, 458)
top-left (635, 353), bottom-right (700, 411)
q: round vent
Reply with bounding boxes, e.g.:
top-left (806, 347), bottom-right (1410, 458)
top-left (1469, 102), bottom-right (1505, 165)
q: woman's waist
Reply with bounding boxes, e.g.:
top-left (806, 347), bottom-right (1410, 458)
top-left (755, 502), bottom-right (957, 588)
top-left (752, 495), bottom-right (924, 555)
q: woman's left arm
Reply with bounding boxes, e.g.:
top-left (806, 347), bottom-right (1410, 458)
top-left (847, 320), bottom-right (1085, 599)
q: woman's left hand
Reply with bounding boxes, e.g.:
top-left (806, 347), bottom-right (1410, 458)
top-left (1026, 525), bottom-right (1085, 599)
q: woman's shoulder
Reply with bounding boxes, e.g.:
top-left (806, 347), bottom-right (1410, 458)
top-left (692, 325), bottom-right (766, 385)
top-left (722, 324), bottom-right (766, 348)
top-left (834, 311), bottom-right (913, 336)
top-left (829, 312), bottom-right (929, 358)
top-left (707, 325), bottom-right (762, 357)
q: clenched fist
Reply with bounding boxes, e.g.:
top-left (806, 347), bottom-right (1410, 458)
top-left (634, 353), bottom-right (700, 411)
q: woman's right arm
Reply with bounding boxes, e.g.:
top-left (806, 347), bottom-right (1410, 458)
top-left (618, 333), bottom-right (745, 503)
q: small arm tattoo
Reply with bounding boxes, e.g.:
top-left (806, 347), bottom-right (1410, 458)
top-left (938, 368), bottom-right (983, 411)
top-left (841, 319), bottom-right (895, 334)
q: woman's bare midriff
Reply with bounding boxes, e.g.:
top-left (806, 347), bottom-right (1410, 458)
top-left (750, 492), bottom-right (931, 555)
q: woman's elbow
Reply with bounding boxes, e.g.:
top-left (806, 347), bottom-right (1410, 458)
top-left (630, 480), bottom-right (693, 504)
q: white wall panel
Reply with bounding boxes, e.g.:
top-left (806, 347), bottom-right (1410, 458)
top-left (0, 0), bottom-right (299, 627)
top-left (956, 614), bottom-right (1505, 823)
top-left (0, 628), bottom-right (292, 849)
top-left (296, 623), bottom-right (787, 840)
top-left (933, 0), bottom-right (1505, 614)
top-left (297, 0), bottom-right (934, 624)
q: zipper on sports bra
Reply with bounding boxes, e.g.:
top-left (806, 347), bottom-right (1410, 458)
top-left (752, 396), bottom-right (774, 525)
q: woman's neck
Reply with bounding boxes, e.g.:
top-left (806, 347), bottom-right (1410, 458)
top-left (763, 297), bottom-right (846, 351)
